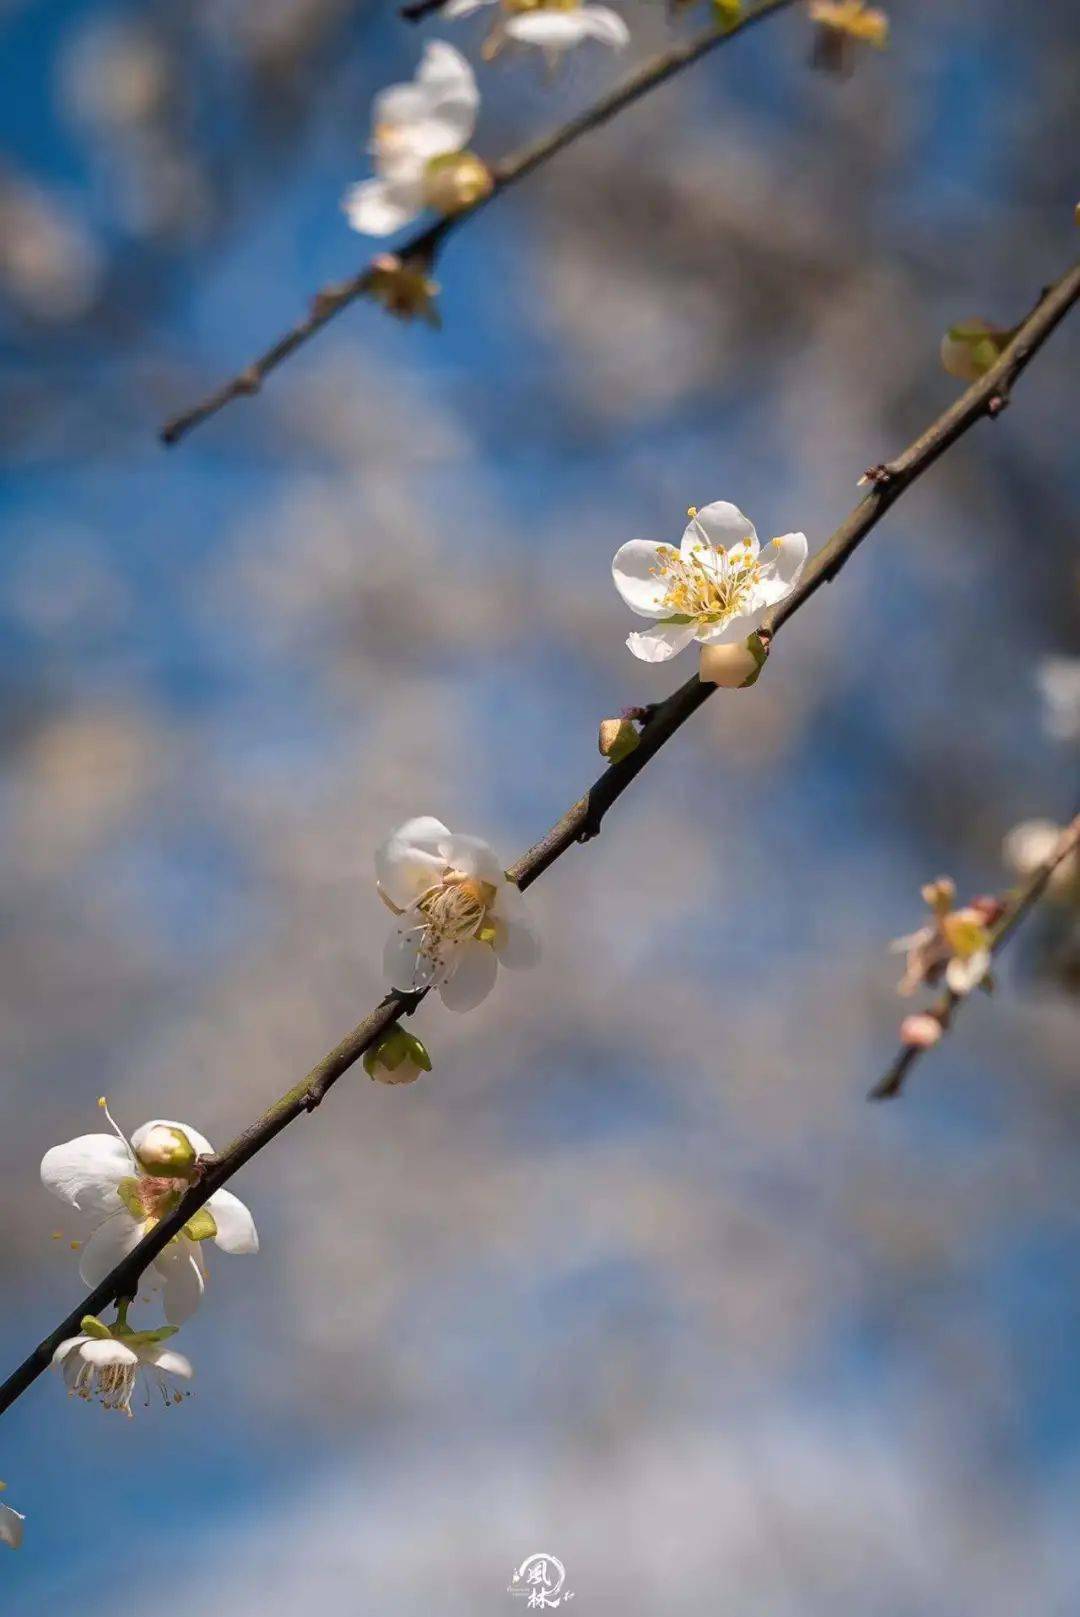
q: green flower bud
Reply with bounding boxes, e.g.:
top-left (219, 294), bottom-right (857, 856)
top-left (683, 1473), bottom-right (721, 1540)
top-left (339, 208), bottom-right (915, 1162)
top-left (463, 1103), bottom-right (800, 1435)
top-left (940, 321), bottom-right (1011, 383)
top-left (422, 151), bottom-right (493, 217)
top-left (363, 1025), bottom-right (433, 1086)
top-left (134, 1123), bottom-right (197, 1179)
top-left (598, 718), bottom-right (640, 765)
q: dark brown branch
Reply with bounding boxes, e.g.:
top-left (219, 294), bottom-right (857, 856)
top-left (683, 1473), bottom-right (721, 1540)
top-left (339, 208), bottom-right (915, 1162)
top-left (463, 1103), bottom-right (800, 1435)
top-left (401, 0), bottom-right (452, 20)
top-left (869, 814), bottom-right (1080, 1103)
top-left (158, 0), bottom-right (797, 446)
top-left (2, 256), bottom-right (1076, 1420)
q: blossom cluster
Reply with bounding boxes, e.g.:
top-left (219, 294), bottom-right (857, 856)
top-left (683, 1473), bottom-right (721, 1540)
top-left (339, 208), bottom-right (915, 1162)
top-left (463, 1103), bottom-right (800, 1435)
top-left (341, 1), bottom-right (889, 315)
top-left (39, 1103), bottom-right (258, 1418)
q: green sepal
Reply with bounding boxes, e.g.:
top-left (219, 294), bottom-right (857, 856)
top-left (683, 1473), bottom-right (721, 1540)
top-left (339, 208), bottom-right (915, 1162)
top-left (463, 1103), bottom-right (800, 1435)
top-left (80, 1314), bottom-right (111, 1340)
top-left (738, 632), bottom-right (770, 688)
top-left (120, 1325), bottom-right (179, 1348)
top-left (182, 1207), bottom-right (218, 1242)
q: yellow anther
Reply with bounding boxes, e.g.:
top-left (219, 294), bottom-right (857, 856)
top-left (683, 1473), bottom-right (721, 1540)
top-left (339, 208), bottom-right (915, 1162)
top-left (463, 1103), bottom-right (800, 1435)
top-left (686, 506), bottom-right (698, 518)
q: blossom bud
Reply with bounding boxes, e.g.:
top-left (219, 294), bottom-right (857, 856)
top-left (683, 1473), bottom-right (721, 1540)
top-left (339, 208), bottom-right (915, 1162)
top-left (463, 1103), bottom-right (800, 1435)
top-left (133, 1123), bottom-right (197, 1179)
top-left (900, 1013), bottom-right (942, 1049)
top-left (364, 1024), bottom-right (432, 1086)
top-left (422, 152), bottom-right (493, 218)
top-left (698, 633), bottom-right (769, 689)
top-left (366, 254), bottom-right (440, 327)
top-left (940, 320), bottom-right (1010, 383)
top-left (598, 717), bottom-right (640, 765)
top-left (712, 0), bottom-right (742, 29)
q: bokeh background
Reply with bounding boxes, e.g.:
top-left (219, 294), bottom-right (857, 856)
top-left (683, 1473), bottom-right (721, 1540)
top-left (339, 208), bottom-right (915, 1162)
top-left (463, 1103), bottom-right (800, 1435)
top-left (1, 0), bottom-right (1078, 1610)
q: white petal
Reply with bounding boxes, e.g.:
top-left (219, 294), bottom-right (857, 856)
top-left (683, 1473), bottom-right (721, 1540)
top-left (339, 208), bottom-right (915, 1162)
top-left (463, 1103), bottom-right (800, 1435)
top-left (489, 879), bottom-right (540, 968)
top-left (506, 11), bottom-right (599, 47)
top-left (494, 914), bottom-right (541, 971)
top-left (376, 816), bottom-right (452, 908)
top-left (156, 1243), bottom-right (206, 1326)
top-left (694, 607), bottom-right (766, 648)
top-left (143, 1345), bottom-right (193, 1381)
top-left (611, 540), bottom-right (672, 618)
top-left (78, 1211), bottom-right (146, 1288)
top-left (683, 501), bottom-right (756, 558)
top-left (79, 1337), bottom-right (138, 1368)
top-left (52, 1334), bottom-right (89, 1368)
top-left (626, 621), bottom-right (699, 662)
top-left (131, 1118), bottom-right (213, 1159)
top-left (384, 922), bottom-right (427, 992)
top-left (342, 177), bottom-right (423, 237)
top-left (413, 41), bottom-right (478, 149)
top-left (946, 951), bottom-right (990, 996)
top-left (754, 531), bottom-right (808, 606)
top-left (207, 1188), bottom-right (259, 1255)
top-left (439, 939), bottom-right (498, 1011)
top-left (577, 6), bottom-right (630, 46)
top-left (443, 0), bottom-right (491, 14)
top-left (441, 832), bottom-right (503, 884)
top-left (0, 1502), bottom-right (24, 1549)
top-left (40, 1134), bottom-right (132, 1213)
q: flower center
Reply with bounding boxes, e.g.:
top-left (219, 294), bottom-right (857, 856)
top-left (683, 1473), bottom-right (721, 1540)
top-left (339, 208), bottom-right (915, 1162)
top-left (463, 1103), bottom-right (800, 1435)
top-left (403, 870), bottom-right (498, 986)
top-left (650, 531), bottom-right (762, 625)
top-left (118, 1174), bottom-right (186, 1224)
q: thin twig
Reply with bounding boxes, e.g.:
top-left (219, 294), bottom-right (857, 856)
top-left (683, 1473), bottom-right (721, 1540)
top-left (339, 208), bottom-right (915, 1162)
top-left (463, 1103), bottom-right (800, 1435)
top-left (158, 0), bottom-right (797, 446)
top-left (869, 814), bottom-right (1080, 1103)
top-left (2, 257), bottom-right (1076, 1420)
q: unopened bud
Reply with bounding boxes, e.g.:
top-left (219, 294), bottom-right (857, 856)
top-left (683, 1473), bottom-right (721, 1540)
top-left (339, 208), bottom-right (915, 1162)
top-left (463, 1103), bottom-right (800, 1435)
top-left (940, 321), bottom-right (1010, 383)
top-left (132, 1123), bottom-right (197, 1179)
top-left (698, 633), bottom-right (769, 689)
top-left (712, 0), bottom-right (742, 29)
top-left (598, 717), bottom-right (640, 765)
top-left (364, 1024), bottom-right (432, 1086)
top-left (900, 1013), bottom-right (942, 1050)
top-left (422, 151), bottom-right (493, 218)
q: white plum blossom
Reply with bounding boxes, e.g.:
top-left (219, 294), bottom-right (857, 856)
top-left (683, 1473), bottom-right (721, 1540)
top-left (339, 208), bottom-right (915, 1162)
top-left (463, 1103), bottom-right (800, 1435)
top-left (1003, 818), bottom-right (1080, 902)
top-left (1038, 655), bottom-right (1080, 743)
top-left (344, 42), bottom-right (488, 236)
top-left (890, 879), bottom-right (1002, 999)
top-left (53, 1315), bottom-right (192, 1418)
top-left (0, 1487), bottom-right (23, 1550)
top-left (444, 0), bottom-right (629, 63)
top-left (41, 1104), bottom-right (258, 1325)
top-left (612, 501), bottom-right (808, 664)
top-left (377, 817), bottom-right (539, 1011)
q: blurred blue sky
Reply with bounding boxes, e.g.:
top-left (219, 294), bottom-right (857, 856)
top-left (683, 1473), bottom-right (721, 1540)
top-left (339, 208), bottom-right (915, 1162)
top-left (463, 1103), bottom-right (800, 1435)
top-left (0, 0), bottom-right (1077, 1611)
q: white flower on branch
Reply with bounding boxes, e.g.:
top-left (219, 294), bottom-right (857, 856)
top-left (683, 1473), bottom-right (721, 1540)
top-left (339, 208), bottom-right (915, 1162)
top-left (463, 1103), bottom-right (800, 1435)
top-left (343, 42), bottom-right (491, 236)
top-left (377, 816), bottom-right (539, 1010)
top-left (53, 1313), bottom-right (191, 1418)
top-left (1003, 819), bottom-right (1080, 902)
top-left (445, 0), bottom-right (629, 64)
top-left (890, 878), bottom-right (1002, 998)
top-left (0, 1486), bottom-right (24, 1550)
top-left (41, 1103), bottom-right (258, 1325)
top-left (612, 501), bottom-right (807, 664)
top-left (1038, 655), bottom-right (1080, 744)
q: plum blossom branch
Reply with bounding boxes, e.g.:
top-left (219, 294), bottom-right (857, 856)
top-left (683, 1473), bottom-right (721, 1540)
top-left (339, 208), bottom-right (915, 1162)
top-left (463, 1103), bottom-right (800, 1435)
top-left (158, 0), bottom-right (797, 446)
top-left (1, 256), bottom-right (1076, 1422)
top-left (869, 814), bottom-right (1080, 1103)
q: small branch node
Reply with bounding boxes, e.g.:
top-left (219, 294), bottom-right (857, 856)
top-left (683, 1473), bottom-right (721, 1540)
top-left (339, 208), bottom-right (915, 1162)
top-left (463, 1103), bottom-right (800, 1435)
top-left (986, 391), bottom-right (1010, 418)
top-left (235, 367), bottom-right (262, 397)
